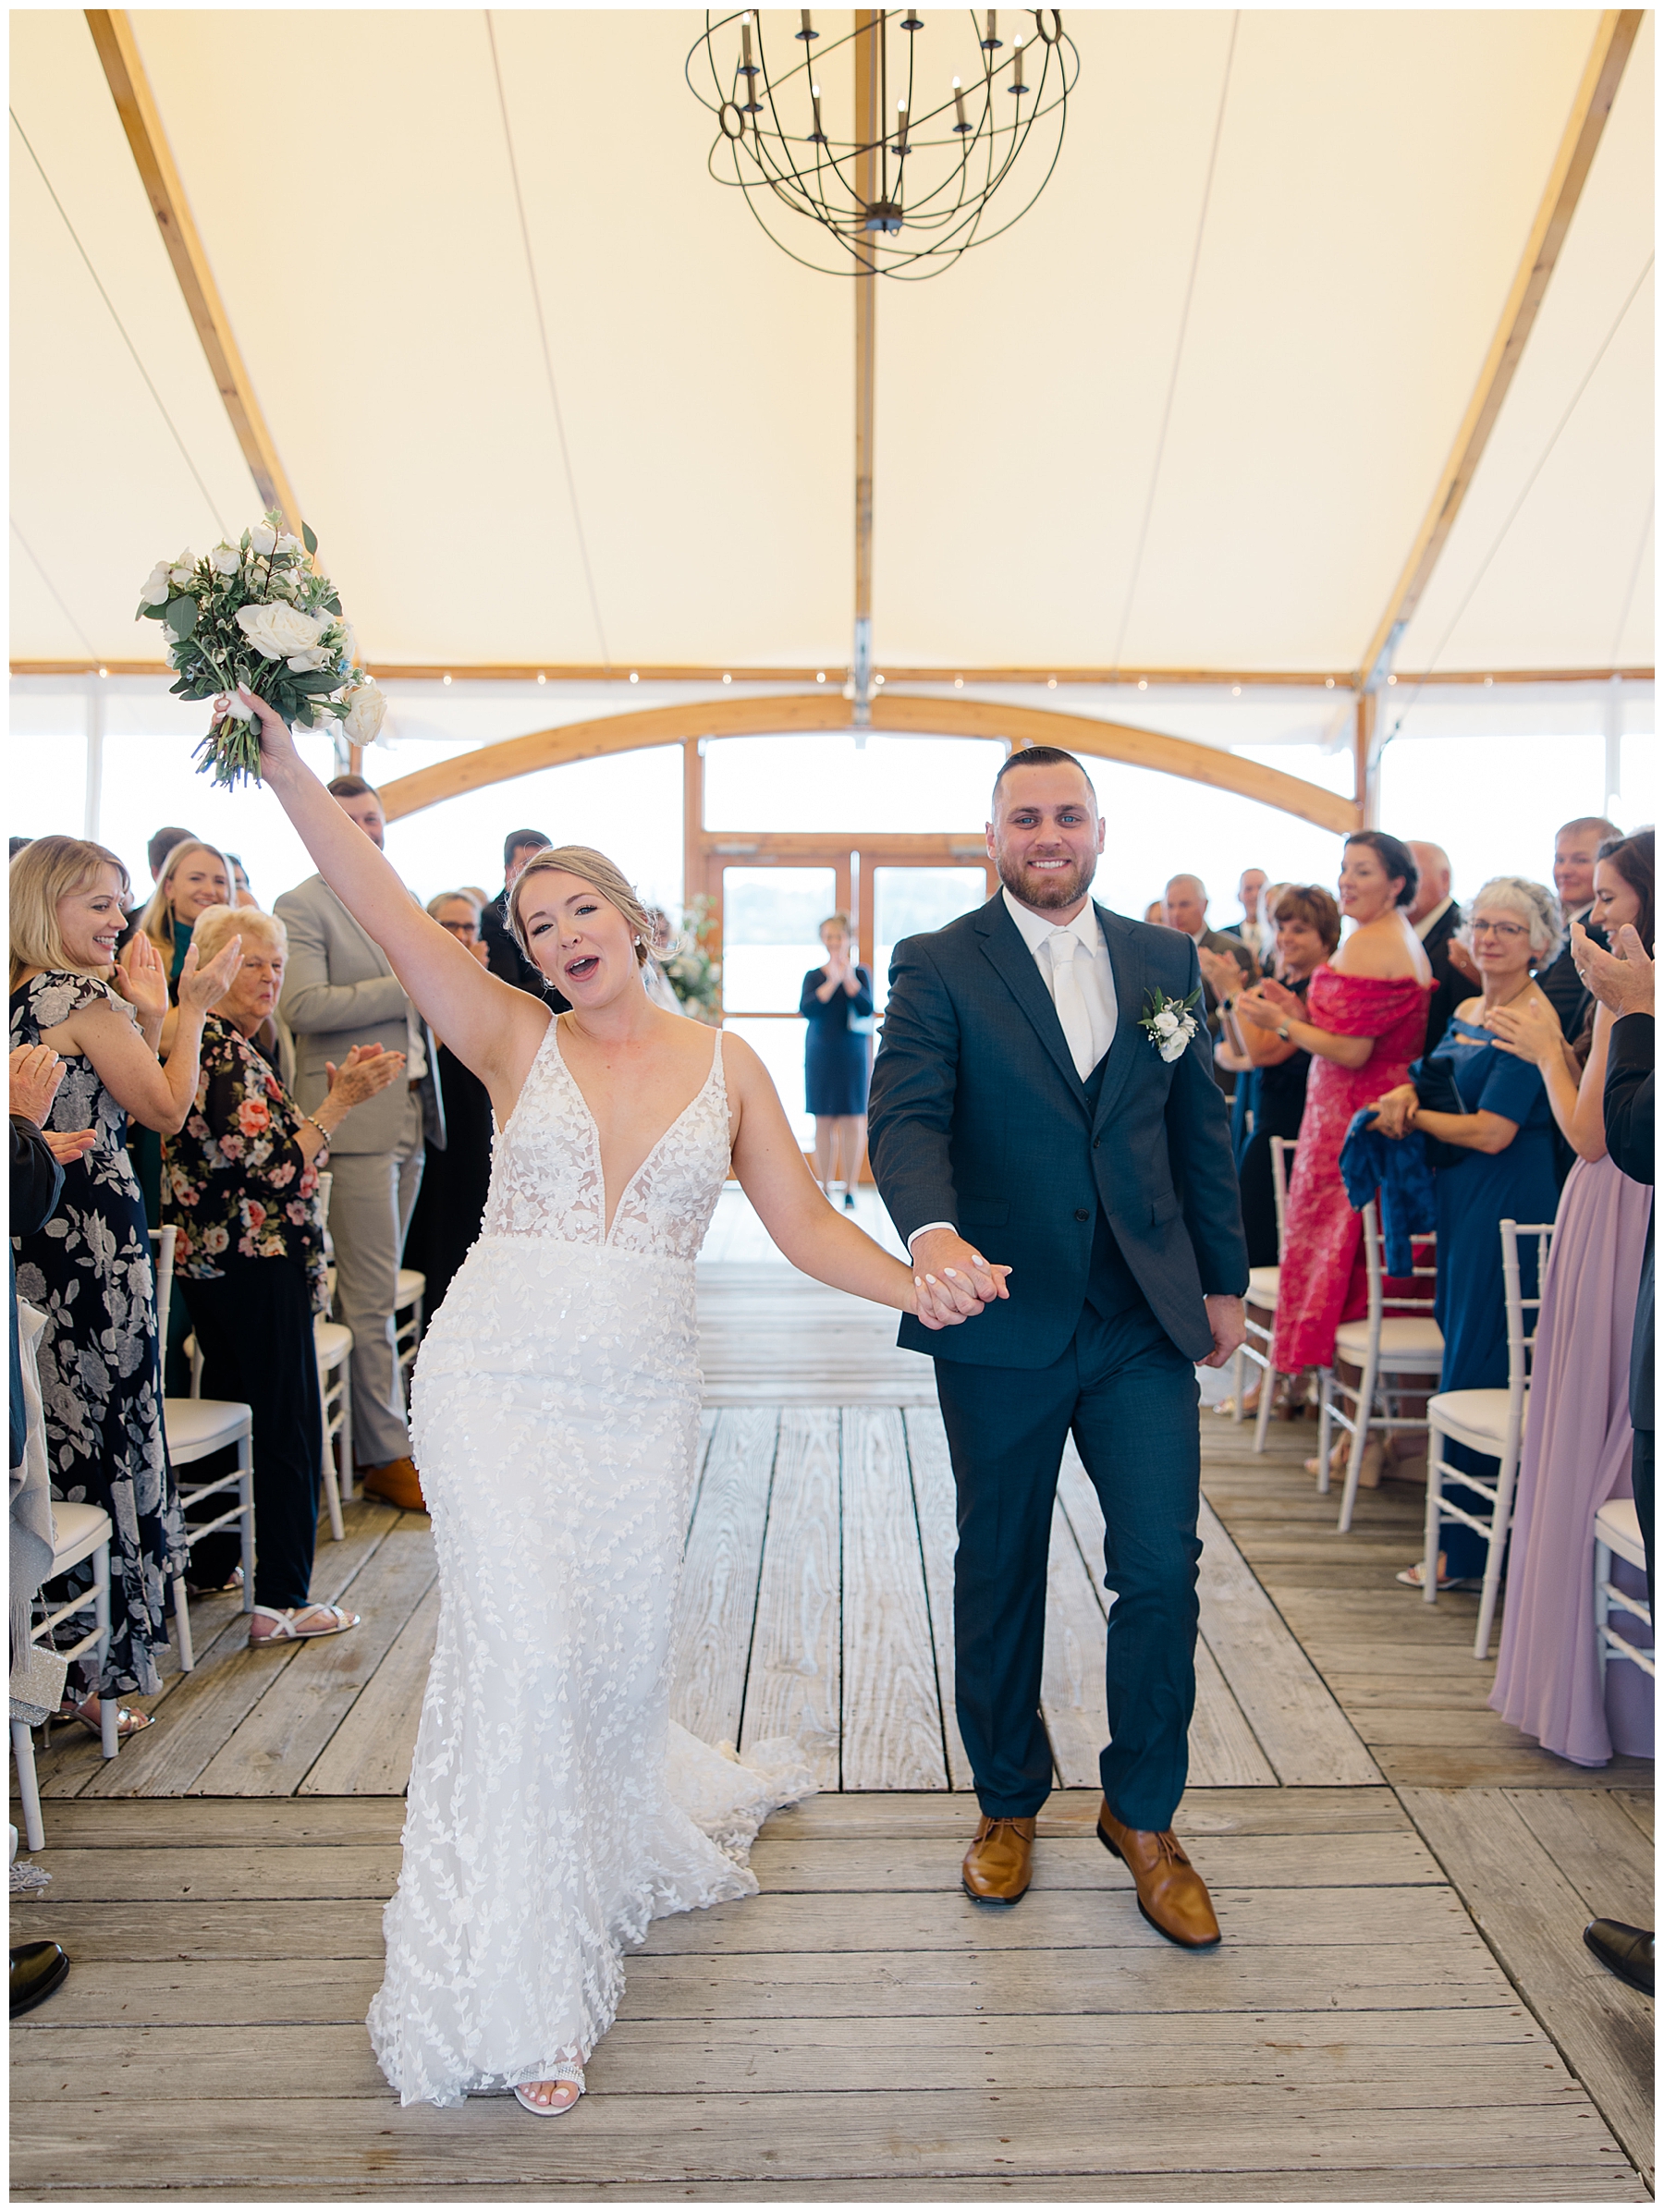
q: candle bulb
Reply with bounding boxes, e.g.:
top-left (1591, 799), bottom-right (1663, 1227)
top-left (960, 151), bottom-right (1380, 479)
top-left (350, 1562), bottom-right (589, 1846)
top-left (896, 93), bottom-right (909, 156)
top-left (951, 73), bottom-right (970, 130)
top-left (796, 7), bottom-right (817, 40)
top-left (982, 8), bottom-right (1000, 51)
top-left (809, 80), bottom-right (826, 142)
top-left (1010, 31), bottom-right (1026, 93)
top-left (740, 14), bottom-right (755, 75)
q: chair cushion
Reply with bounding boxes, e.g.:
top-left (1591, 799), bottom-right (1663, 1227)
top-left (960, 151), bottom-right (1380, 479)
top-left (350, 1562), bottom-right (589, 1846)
top-left (164, 1397), bottom-right (251, 1459)
top-left (395, 1268), bottom-right (425, 1305)
top-left (1429, 1387), bottom-right (1520, 1451)
top-left (1595, 1495), bottom-right (1647, 1570)
top-left (50, 1499), bottom-right (112, 1570)
top-left (1333, 1317), bottom-right (1445, 1365)
top-left (1246, 1265), bottom-right (1280, 1307)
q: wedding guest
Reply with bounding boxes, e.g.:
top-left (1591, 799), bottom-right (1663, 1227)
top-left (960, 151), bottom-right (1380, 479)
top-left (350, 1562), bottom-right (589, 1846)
top-left (163, 903), bottom-right (401, 1638)
top-left (1233, 868), bottom-right (1269, 962)
top-left (483, 830), bottom-right (569, 1008)
top-left (1538, 816), bottom-right (1621, 1038)
top-left (404, 895), bottom-right (496, 1324)
top-left (642, 908), bottom-right (684, 1015)
top-left (1143, 900), bottom-right (1165, 925)
top-left (1487, 834), bottom-right (1653, 1760)
top-left (10, 837), bottom-right (33, 860)
top-left (801, 913), bottom-right (874, 1209)
top-left (9, 837), bottom-right (239, 1723)
top-left (1406, 840), bottom-right (1474, 1055)
top-left (1371, 876), bottom-right (1563, 1587)
top-left (226, 854), bottom-right (261, 910)
top-left (275, 776), bottom-right (441, 1515)
top-left (116, 825), bottom-right (197, 957)
top-left (132, 839), bottom-right (234, 1232)
top-left (1205, 885), bottom-right (1340, 1270)
top-left (1163, 874), bottom-right (1255, 1095)
top-left (1258, 832), bottom-right (1432, 1387)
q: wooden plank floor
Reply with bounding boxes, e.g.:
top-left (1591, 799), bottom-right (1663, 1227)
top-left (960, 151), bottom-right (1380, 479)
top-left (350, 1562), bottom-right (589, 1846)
top-left (11, 1790), bottom-right (1646, 2202)
top-left (11, 1214), bottom-right (1653, 2199)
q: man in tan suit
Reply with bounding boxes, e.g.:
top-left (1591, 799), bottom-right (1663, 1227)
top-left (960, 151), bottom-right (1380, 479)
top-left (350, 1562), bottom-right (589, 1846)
top-left (275, 776), bottom-right (444, 1511)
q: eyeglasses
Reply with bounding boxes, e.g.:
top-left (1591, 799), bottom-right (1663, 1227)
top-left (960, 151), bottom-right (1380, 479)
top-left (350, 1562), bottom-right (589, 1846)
top-left (1469, 919), bottom-right (1528, 940)
top-left (437, 920), bottom-right (479, 942)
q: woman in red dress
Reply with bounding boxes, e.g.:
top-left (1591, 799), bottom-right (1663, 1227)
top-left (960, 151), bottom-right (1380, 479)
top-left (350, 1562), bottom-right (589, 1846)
top-left (1235, 832), bottom-right (1433, 1377)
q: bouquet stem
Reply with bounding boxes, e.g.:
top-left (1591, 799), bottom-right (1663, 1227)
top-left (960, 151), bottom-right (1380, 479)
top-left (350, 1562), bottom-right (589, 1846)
top-left (194, 714), bottom-right (266, 790)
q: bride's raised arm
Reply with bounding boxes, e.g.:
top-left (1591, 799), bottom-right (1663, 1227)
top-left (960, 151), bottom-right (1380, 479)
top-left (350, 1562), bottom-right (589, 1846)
top-left (244, 685), bottom-right (549, 1109)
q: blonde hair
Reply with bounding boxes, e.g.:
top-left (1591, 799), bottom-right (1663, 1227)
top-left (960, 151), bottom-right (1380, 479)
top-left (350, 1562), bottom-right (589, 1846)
top-left (1461, 876), bottom-right (1563, 963)
top-left (9, 835), bottom-right (132, 989)
top-left (139, 838), bottom-right (233, 959)
top-left (508, 846), bottom-right (652, 967)
top-left (427, 889), bottom-right (483, 921)
top-left (819, 912), bottom-right (852, 938)
top-left (190, 902), bottom-right (282, 969)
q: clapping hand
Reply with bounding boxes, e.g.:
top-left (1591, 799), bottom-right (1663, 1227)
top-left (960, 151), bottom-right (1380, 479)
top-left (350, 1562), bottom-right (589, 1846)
top-left (1484, 993), bottom-right (1568, 1069)
top-left (1195, 946), bottom-right (1244, 1003)
top-left (1233, 980), bottom-right (1293, 1032)
top-left (1574, 920), bottom-right (1655, 1020)
top-left (8, 1045), bottom-right (93, 1163)
top-left (910, 1227), bottom-right (1012, 1329)
top-left (114, 930), bottom-right (168, 1025)
top-left (325, 1042), bottom-right (406, 1112)
top-left (176, 934), bottom-right (244, 1016)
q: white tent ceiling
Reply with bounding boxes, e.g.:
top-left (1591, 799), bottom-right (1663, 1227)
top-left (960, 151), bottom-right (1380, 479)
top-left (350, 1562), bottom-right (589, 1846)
top-left (8, 7), bottom-right (1655, 682)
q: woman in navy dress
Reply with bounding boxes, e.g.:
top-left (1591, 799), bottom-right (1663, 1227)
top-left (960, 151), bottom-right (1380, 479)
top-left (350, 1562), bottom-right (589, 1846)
top-left (1371, 876), bottom-right (1564, 1585)
top-left (799, 913), bottom-right (873, 1212)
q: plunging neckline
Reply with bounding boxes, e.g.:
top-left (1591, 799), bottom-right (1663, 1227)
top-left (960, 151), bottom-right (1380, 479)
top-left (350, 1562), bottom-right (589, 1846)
top-left (547, 1016), bottom-right (723, 1242)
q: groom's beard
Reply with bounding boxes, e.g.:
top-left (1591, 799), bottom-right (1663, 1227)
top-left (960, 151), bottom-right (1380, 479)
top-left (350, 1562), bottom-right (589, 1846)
top-left (996, 849), bottom-right (1099, 912)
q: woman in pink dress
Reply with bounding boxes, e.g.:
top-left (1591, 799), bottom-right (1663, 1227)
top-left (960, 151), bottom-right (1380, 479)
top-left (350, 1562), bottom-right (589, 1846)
top-left (1487, 830), bottom-right (1654, 1763)
top-left (1235, 832), bottom-right (1433, 1379)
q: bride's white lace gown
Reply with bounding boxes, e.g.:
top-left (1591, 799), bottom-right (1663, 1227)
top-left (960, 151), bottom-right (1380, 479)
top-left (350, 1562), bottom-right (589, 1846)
top-left (368, 1019), bottom-right (812, 2108)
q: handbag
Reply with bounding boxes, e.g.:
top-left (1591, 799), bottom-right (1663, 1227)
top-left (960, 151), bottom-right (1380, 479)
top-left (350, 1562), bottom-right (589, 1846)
top-left (1407, 1055), bottom-right (1467, 1171)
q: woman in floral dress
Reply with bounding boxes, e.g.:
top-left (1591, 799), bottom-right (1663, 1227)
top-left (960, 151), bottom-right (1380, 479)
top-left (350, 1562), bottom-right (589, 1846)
top-left (162, 903), bottom-right (402, 1640)
top-left (9, 837), bottom-right (241, 1720)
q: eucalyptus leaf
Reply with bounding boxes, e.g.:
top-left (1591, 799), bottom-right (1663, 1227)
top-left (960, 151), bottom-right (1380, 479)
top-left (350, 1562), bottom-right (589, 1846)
top-left (302, 520), bottom-right (318, 556)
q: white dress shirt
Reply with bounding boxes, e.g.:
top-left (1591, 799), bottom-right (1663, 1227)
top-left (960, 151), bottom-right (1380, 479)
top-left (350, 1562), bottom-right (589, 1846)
top-left (909, 891), bottom-right (1118, 1252)
top-left (1413, 893), bottom-right (1456, 944)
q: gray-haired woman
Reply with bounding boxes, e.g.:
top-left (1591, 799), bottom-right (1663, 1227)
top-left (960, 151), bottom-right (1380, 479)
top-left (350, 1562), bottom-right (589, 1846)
top-left (1372, 875), bottom-right (1565, 1588)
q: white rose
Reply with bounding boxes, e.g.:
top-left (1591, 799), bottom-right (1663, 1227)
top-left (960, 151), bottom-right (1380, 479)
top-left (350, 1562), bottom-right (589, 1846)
top-left (235, 600), bottom-right (326, 663)
top-left (141, 561), bottom-right (173, 606)
top-left (342, 684), bottom-right (386, 745)
top-left (275, 532), bottom-right (304, 559)
top-left (1159, 1033), bottom-right (1189, 1063)
top-left (210, 544), bottom-right (239, 576)
top-left (169, 549), bottom-right (196, 585)
top-left (1154, 1007), bottom-right (1179, 1034)
top-left (286, 646), bottom-right (335, 673)
top-left (249, 521), bottom-right (277, 556)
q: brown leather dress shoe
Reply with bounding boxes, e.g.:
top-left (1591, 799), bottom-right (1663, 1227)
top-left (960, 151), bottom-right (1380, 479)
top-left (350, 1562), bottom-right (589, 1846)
top-left (358, 1456), bottom-right (426, 1512)
top-left (961, 1815), bottom-right (1035, 1906)
top-left (1097, 1801), bottom-right (1220, 1949)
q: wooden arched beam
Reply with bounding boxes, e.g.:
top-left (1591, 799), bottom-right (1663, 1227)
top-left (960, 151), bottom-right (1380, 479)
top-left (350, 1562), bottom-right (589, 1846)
top-left (376, 691), bottom-right (1360, 836)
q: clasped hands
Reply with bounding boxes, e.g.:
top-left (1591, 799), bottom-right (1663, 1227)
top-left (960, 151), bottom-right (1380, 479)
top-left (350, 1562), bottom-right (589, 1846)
top-left (909, 1228), bottom-right (1012, 1331)
top-left (1232, 976), bottom-right (1302, 1032)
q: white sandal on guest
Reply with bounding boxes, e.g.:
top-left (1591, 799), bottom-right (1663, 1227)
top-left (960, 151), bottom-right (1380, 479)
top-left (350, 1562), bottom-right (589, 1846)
top-left (514, 2074), bottom-right (584, 2116)
top-left (247, 1603), bottom-right (360, 1644)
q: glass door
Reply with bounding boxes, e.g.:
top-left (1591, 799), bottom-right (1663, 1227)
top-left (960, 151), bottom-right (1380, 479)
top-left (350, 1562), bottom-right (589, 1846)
top-left (720, 863), bottom-right (839, 1149)
top-left (871, 867), bottom-right (990, 1014)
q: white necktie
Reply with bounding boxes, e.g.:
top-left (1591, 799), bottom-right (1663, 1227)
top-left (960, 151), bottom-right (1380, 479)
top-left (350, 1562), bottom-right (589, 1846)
top-left (1046, 931), bottom-right (1095, 1081)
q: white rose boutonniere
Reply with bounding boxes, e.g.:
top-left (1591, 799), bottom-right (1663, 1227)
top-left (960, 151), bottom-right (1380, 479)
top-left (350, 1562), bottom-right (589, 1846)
top-left (1139, 984), bottom-right (1203, 1063)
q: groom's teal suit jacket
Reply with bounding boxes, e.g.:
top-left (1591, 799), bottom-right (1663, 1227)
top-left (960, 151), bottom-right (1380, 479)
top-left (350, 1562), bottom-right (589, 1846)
top-left (868, 894), bottom-right (1249, 1368)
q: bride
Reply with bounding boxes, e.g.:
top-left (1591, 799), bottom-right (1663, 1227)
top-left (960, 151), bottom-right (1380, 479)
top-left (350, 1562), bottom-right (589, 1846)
top-left (243, 689), bottom-right (1003, 2116)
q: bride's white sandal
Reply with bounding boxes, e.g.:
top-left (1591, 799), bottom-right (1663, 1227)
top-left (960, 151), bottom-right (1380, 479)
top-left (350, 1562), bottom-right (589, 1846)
top-left (514, 2073), bottom-right (584, 2116)
top-left (248, 1603), bottom-right (360, 1645)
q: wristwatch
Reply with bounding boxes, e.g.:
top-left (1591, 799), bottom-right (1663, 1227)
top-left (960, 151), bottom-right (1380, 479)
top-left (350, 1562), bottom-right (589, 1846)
top-left (1276, 1023), bottom-right (1291, 1043)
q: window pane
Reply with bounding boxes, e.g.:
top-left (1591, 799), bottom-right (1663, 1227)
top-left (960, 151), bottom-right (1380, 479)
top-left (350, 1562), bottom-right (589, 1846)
top-left (873, 867), bottom-right (987, 1012)
top-left (723, 1016), bottom-right (812, 1148)
top-left (705, 732), bottom-right (1000, 833)
top-left (721, 867), bottom-right (836, 1013)
top-left (1376, 734), bottom-right (1609, 903)
top-left (9, 730), bottom-right (86, 848)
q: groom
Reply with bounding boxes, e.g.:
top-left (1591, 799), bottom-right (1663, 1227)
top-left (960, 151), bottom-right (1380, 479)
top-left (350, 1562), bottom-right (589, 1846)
top-left (867, 746), bottom-right (1247, 1945)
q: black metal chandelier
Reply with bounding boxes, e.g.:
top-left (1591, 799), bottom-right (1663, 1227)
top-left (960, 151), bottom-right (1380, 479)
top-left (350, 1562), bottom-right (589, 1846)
top-left (687, 9), bottom-right (1079, 279)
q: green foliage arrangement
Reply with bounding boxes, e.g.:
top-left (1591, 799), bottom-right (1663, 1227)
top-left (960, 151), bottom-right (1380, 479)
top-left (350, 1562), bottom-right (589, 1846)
top-left (662, 898), bottom-right (723, 1021)
top-left (136, 512), bottom-right (384, 788)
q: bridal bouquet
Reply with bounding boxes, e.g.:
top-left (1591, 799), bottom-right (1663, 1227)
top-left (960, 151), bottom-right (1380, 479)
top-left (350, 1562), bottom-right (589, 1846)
top-left (136, 513), bottom-right (385, 788)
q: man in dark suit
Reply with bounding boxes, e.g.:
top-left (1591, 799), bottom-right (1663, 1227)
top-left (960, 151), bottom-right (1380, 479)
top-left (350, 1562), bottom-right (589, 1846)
top-left (1161, 874), bottom-right (1255, 1094)
top-left (868, 747), bottom-right (1248, 1946)
top-left (1538, 816), bottom-right (1620, 1038)
top-left (1580, 917), bottom-right (1654, 1997)
top-left (483, 829), bottom-right (569, 1009)
top-left (1406, 841), bottom-right (1474, 1054)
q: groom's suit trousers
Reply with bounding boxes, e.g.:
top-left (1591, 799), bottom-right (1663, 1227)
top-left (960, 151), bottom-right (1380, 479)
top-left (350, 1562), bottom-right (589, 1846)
top-left (936, 1214), bottom-right (1202, 1833)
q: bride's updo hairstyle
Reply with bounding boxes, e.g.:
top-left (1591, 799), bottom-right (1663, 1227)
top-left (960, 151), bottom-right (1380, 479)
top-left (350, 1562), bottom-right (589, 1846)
top-left (508, 845), bottom-right (654, 970)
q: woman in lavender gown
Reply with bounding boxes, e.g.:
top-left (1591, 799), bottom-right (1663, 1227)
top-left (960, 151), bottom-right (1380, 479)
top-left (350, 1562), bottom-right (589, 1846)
top-left (1485, 831), bottom-right (1654, 1762)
